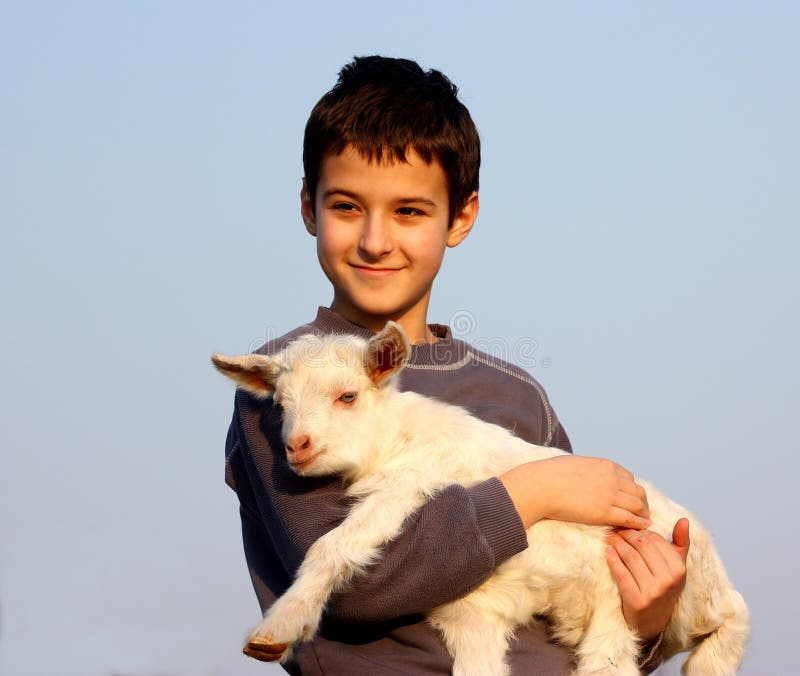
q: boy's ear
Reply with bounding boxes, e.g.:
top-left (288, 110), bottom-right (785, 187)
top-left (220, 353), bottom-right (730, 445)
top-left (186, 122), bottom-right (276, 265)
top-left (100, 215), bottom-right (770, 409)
top-left (211, 353), bottom-right (280, 398)
top-left (366, 321), bottom-right (410, 386)
top-left (301, 179), bottom-right (317, 236)
top-left (447, 191), bottom-right (479, 248)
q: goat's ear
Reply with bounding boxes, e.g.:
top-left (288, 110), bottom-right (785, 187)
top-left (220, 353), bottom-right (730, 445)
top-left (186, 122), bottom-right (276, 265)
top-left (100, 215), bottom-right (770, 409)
top-left (211, 353), bottom-right (280, 398)
top-left (366, 321), bottom-right (410, 386)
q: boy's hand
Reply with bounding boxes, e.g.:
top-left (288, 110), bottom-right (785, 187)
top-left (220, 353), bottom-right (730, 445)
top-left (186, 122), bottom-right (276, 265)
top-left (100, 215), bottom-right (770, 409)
top-left (501, 455), bottom-right (651, 530)
top-left (606, 518), bottom-right (690, 641)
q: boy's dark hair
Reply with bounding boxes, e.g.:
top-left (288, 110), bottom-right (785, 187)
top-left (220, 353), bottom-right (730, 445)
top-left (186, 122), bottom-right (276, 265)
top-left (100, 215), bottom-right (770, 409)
top-left (303, 55), bottom-right (480, 222)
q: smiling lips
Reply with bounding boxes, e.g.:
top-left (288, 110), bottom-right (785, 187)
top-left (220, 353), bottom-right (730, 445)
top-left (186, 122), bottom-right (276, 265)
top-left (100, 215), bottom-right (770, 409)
top-left (350, 264), bottom-right (402, 279)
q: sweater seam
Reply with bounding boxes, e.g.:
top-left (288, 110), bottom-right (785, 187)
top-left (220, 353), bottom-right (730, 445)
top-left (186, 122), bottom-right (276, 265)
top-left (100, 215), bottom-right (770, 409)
top-left (405, 351), bottom-right (473, 371)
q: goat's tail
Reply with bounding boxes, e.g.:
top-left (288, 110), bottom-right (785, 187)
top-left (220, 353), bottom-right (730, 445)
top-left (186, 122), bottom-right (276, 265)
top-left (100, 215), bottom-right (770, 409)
top-left (680, 588), bottom-right (749, 676)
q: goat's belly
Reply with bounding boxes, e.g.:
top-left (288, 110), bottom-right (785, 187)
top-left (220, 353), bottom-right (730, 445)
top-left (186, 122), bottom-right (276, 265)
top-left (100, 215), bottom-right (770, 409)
top-left (480, 521), bottom-right (613, 639)
top-left (521, 519), bottom-right (610, 576)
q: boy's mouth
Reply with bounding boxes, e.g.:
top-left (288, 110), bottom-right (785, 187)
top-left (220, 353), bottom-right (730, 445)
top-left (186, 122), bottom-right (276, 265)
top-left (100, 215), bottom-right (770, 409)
top-left (350, 265), bottom-right (401, 279)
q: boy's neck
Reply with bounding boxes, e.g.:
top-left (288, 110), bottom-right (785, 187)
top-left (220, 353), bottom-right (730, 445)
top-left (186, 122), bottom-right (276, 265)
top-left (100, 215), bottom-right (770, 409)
top-left (329, 301), bottom-right (437, 344)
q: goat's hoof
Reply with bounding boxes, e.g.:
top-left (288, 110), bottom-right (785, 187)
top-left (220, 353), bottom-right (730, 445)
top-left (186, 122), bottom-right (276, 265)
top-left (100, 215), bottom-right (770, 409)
top-left (243, 636), bottom-right (290, 662)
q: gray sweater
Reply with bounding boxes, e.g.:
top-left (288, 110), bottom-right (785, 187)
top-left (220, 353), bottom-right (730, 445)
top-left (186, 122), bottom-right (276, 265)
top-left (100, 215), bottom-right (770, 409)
top-left (224, 307), bottom-right (661, 674)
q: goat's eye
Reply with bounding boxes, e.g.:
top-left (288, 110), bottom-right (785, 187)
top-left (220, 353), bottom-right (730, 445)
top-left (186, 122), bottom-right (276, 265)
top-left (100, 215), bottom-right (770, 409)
top-left (338, 392), bottom-right (358, 404)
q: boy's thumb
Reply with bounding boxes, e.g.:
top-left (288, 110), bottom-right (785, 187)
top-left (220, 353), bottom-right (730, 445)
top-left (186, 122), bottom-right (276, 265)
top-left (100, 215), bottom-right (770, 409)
top-left (672, 517), bottom-right (691, 559)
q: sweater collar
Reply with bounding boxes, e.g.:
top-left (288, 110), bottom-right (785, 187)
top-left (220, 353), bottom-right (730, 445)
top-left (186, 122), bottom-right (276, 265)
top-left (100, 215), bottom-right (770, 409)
top-left (310, 307), bottom-right (469, 369)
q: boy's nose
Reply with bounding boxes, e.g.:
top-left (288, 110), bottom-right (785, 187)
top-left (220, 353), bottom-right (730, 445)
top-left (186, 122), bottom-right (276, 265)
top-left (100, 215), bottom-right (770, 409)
top-left (358, 214), bottom-right (393, 259)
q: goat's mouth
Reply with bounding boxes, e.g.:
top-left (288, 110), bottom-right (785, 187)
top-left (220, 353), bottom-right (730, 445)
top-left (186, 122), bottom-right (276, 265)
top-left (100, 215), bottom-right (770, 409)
top-left (288, 451), bottom-right (323, 473)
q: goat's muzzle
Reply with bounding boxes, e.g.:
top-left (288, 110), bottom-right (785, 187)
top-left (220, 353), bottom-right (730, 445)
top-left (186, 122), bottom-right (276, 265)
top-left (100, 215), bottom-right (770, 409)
top-left (286, 433), bottom-right (318, 469)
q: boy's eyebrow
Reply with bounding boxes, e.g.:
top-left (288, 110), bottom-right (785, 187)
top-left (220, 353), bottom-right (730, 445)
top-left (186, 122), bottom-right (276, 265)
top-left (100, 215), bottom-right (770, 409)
top-left (396, 197), bottom-right (438, 207)
top-left (323, 188), bottom-right (438, 208)
top-left (322, 188), bottom-right (362, 201)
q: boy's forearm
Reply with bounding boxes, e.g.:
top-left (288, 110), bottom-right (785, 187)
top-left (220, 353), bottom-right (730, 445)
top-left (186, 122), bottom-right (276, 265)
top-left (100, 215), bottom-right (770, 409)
top-left (499, 463), bottom-right (549, 528)
top-left (500, 456), bottom-right (652, 531)
top-left (324, 479), bottom-right (529, 622)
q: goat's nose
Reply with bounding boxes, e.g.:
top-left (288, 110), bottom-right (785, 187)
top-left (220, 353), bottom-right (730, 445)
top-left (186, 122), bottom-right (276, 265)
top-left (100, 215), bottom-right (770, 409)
top-left (286, 433), bottom-right (311, 456)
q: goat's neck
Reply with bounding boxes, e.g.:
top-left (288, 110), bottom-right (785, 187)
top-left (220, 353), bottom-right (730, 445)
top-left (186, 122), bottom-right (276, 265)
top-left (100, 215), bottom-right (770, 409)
top-left (346, 390), bottom-right (413, 481)
top-left (379, 390), bottom-right (433, 451)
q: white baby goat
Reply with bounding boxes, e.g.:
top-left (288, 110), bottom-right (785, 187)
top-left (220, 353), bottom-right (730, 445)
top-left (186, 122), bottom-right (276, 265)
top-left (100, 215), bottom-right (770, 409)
top-left (212, 323), bottom-right (749, 676)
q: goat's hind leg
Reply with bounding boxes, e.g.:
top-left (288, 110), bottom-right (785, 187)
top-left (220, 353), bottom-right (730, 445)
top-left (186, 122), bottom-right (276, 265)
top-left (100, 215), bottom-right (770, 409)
top-left (428, 598), bottom-right (512, 676)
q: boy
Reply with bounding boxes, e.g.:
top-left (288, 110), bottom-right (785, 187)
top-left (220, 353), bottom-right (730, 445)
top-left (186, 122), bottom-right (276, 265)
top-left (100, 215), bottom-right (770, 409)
top-left (224, 56), bottom-right (689, 674)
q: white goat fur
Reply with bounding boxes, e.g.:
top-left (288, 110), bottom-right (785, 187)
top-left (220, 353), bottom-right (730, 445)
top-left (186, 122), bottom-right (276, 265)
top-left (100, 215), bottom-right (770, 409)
top-left (212, 323), bottom-right (749, 676)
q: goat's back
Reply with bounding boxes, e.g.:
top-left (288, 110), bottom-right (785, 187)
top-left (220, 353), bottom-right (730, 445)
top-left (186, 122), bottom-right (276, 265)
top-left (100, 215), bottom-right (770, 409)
top-left (378, 390), bottom-right (748, 674)
top-left (382, 390), bottom-right (564, 486)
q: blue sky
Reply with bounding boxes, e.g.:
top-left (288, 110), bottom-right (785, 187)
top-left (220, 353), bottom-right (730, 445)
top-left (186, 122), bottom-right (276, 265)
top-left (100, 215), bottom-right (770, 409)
top-left (1, 2), bottom-right (797, 674)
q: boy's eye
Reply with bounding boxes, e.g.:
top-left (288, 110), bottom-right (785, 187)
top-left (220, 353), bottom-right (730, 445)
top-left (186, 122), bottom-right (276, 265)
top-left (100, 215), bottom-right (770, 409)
top-left (332, 202), bottom-right (358, 212)
top-left (397, 206), bottom-right (425, 217)
top-left (338, 392), bottom-right (358, 404)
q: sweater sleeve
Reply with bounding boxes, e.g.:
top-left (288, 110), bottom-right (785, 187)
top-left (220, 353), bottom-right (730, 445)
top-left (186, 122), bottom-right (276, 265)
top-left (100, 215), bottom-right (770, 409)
top-left (638, 634), bottom-right (664, 673)
top-left (329, 477), bottom-right (529, 622)
top-left (549, 418), bottom-right (572, 453)
top-left (227, 392), bottom-right (530, 624)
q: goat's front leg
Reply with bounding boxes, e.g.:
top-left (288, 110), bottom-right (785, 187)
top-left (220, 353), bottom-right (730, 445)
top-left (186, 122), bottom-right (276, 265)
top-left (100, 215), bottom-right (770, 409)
top-left (244, 479), bottom-right (429, 662)
top-left (243, 545), bottom-right (333, 662)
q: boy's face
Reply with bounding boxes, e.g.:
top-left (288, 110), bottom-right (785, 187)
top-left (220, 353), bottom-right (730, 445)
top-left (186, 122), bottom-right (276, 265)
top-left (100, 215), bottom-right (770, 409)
top-left (302, 145), bottom-right (478, 342)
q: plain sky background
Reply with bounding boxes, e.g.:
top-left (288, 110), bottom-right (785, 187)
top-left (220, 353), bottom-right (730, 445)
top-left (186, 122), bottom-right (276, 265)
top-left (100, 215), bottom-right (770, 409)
top-left (1, 2), bottom-right (797, 674)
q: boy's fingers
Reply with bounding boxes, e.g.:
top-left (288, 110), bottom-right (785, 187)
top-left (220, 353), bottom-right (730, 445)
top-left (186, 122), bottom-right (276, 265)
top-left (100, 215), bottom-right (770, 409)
top-left (608, 531), bottom-right (660, 582)
top-left (614, 529), bottom-right (671, 578)
top-left (609, 506), bottom-right (651, 530)
top-left (615, 491), bottom-right (650, 519)
top-left (605, 544), bottom-right (640, 596)
top-left (618, 476), bottom-right (647, 501)
top-left (614, 464), bottom-right (635, 482)
top-left (617, 477), bottom-right (650, 516)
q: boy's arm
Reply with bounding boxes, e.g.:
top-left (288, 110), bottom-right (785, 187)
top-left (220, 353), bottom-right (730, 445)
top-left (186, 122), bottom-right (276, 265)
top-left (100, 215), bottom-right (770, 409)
top-left (228, 392), bottom-right (532, 624)
top-left (328, 476), bottom-right (528, 621)
top-left (499, 455), bottom-right (652, 530)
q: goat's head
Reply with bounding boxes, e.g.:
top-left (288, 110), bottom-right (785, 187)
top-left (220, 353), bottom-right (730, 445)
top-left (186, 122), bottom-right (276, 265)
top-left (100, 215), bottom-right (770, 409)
top-left (212, 321), bottom-right (410, 478)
